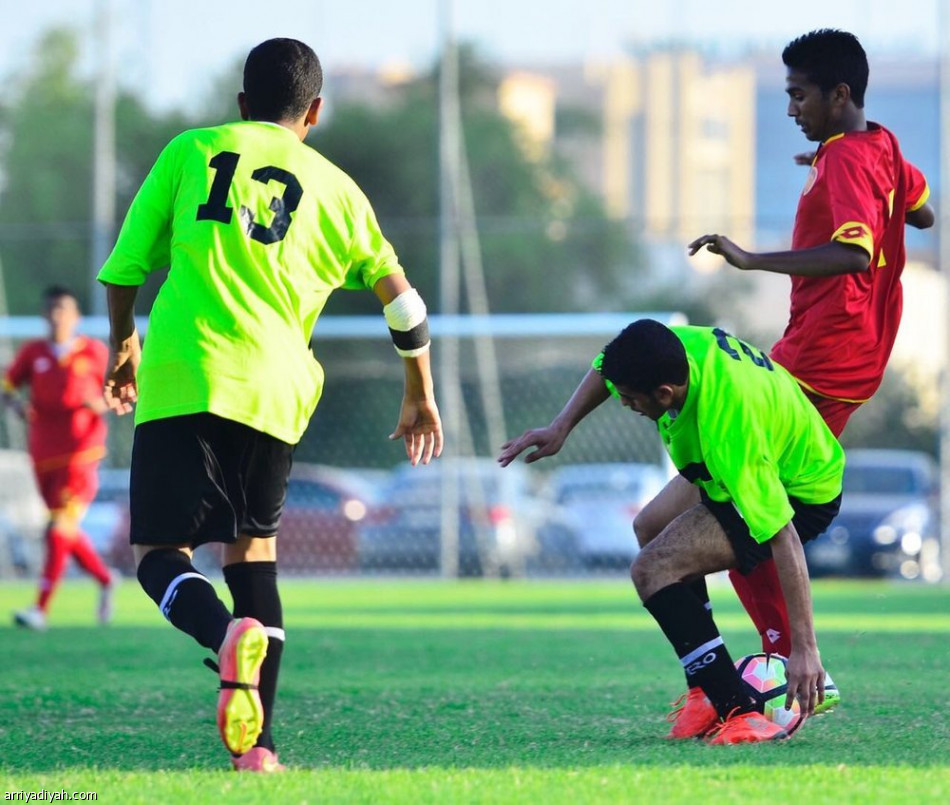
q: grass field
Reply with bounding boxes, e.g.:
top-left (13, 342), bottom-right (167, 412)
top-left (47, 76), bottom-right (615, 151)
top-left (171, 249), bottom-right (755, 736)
top-left (1, 577), bottom-right (949, 804)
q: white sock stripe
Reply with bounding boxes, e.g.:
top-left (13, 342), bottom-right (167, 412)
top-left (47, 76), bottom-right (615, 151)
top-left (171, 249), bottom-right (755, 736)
top-left (158, 572), bottom-right (210, 620)
top-left (680, 637), bottom-right (724, 667)
top-left (264, 626), bottom-right (286, 642)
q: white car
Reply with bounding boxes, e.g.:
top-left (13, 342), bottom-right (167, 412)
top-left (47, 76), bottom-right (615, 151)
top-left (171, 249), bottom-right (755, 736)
top-left (0, 449), bottom-right (47, 578)
top-left (83, 467), bottom-right (131, 554)
top-left (359, 458), bottom-right (546, 577)
top-left (545, 463), bottom-right (670, 569)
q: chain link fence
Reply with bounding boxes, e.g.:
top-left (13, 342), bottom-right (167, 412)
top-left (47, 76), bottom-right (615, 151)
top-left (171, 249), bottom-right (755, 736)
top-left (0, 313), bottom-right (680, 579)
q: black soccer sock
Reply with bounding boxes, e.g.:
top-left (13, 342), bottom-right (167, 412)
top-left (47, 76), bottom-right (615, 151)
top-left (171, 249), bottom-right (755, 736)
top-left (137, 548), bottom-right (232, 652)
top-left (643, 582), bottom-right (752, 719)
top-left (224, 560), bottom-right (283, 753)
top-left (689, 576), bottom-right (710, 609)
top-left (683, 577), bottom-right (711, 689)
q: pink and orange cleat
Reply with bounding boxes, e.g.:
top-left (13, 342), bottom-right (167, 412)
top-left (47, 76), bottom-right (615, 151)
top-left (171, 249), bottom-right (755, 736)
top-left (232, 747), bottom-right (286, 773)
top-left (705, 709), bottom-right (788, 745)
top-left (216, 617), bottom-right (269, 756)
top-left (665, 688), bottom-right (719, 739)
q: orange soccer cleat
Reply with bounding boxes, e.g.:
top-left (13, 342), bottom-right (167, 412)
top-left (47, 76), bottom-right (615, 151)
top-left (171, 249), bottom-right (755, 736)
top-left (665, 688), bottom-right (719, 739)
top-left (216, 617), bottom-right (269, 756)
top-left (232, 746), bottom-right (286, 773)
top-left (705, 709), bottom-right (789, 745)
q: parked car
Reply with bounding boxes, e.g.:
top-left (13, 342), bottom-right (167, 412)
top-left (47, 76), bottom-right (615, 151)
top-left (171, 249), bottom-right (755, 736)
top-left (86, 467), bottom-right (131, 556)
top-left (277, 464), bottom-right (379, 574)
top-left (106, 463), bottom-right (377, 576)
top-left (804, 448), bottom-right (941, 582)
top-left (0, 449), bottom-right (46, 578)
top-left (358, 458), bottom-right (548, 576)
top-left (543, 463), bottom-right (669, 569)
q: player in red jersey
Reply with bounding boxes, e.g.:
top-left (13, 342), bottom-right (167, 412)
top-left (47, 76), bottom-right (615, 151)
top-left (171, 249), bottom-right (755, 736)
top-left (674, 30), bottom-right (936, 724)
top-left (3, 286), bottom-right (116, 630)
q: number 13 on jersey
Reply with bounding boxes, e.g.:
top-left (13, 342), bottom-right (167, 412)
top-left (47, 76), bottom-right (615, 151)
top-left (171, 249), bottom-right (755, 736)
top-left (196, 151), bottom-right (303, 245)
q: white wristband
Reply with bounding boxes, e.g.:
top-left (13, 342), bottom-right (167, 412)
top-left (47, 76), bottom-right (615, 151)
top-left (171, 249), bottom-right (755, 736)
top-left (384, 288), bottom-right (430, 357)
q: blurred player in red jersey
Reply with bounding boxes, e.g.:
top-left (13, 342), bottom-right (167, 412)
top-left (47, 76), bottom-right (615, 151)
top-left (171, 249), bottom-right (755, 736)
top-left (3, 286), bottom-right (115, 630)
top-left (676, 30), bottom-right (935, 719)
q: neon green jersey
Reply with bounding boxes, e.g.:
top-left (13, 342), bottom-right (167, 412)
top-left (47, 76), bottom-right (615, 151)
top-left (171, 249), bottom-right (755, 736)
top-left (97, 121), bottom-right (404, 444)
top-left (594, 325), bottom-right (844, 543)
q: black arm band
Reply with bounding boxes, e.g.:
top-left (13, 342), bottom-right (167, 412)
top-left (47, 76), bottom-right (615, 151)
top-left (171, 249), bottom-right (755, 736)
top-left (389, 319), bottom-right (431, 352)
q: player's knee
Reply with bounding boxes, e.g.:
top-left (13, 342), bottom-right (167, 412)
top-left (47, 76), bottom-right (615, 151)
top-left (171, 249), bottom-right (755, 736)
top-left (133, 544), bottom-right (190, 572)
top-left (50, 511), bottom-right (81, 536)
top-left (223, 535), bottom-right (276, 565)
top-left (630, 552), bottom-right (654, 600)
top-left (632, 511), bottom-right (656, 549)
top-left (631, 544), bottom-right (676, 601)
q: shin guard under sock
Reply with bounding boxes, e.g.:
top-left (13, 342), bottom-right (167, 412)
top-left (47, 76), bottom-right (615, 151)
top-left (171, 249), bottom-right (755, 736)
top-left (224, 560), bottom-right (284, 752)
top-left (137, 548), bottom-right (231, 651)
top-left (684, 577), bottom-right (711, 689)
top-left (71, 531), bottom-right (112, 586)
top-left (37, 526), bottom-right (71, 612)
top-left (644, 582), bottom-right (752, 719)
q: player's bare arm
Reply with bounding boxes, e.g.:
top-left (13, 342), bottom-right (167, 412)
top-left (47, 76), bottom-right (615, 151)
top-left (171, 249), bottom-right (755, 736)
top-left (906, 202), bottom-right (935, 230)
top-left (769, 521), bottom-right (825, 717)
top-left (1, 385), bottom-right (27, 420)
top-left (793, 151), bottom-right (817, 166)
top-left (498, 368), bottom-right (610, 467)
top-left (82, 394), bottom-right (110, 415)
top-left (391, 348), bottom-right (443, 467)
top-left (373, 274), bottom-right (443, 466)
top-left (688, 236), bottom-right (869, 277)
top-left (102, 283), bottom-right (142, 416)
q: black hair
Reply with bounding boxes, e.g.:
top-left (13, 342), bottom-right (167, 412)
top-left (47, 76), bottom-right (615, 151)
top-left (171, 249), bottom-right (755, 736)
top-left (782, 29), bottom-right (868, 108)
top-left (42, 285), bottom-right (78, 305)
top-left (599, 319), bottom-right (688, 394)
top-left (243, 38), bottom-right (323, 122)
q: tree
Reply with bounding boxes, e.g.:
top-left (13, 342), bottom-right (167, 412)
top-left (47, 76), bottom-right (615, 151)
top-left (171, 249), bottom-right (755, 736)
top-left (0, 30), bottom-right (95, 312)
top-left (0, 28), bottom-right (199, 314)
top-left (839, 367), bottom-right (938, 457)
top-left (313, 46), bottom-right (640, 315)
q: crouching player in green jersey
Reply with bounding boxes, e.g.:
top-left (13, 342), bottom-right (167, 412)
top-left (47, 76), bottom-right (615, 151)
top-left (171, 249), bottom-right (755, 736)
top-left (98, 39), bottom-right (442, 771)
top-left (498, 320), bottom-right (842, 743)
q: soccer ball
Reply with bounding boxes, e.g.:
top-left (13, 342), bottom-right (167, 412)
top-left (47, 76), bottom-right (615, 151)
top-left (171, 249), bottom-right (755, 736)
top-left (822, 668), bottom-right (839, 705)
top-left (735, 653), bottom-right (806, 735)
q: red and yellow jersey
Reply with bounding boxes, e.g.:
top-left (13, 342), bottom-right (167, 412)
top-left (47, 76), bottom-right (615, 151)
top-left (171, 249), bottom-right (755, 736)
top-left (770, 123), bottom-right (929, 403)
top-left (3, 337), bottom-right (109, 470)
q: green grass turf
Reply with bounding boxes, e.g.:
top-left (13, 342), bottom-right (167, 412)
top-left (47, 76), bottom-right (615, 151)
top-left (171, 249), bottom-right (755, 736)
top-left (1, 577), bottom-right (949, 803)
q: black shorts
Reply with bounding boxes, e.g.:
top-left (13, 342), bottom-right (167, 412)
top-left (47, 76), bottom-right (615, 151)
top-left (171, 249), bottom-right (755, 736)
top-left (129, 413), bottom-right (294, 547)
top-left (700, 491), bottom-right (842, 575)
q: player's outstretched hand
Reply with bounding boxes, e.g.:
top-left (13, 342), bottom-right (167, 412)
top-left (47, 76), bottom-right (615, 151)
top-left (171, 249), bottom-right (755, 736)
top-left (390, 397), bottom-right (443, 466)
top-left (687, 234), bottom-right (750, 270)
top-left (83, 394), bottom-right (110, 415)
top-left (498, 426), bottom-right (567, 468)
top-left (104, 331), bottom-right (142, 416)
top-left (4, 396), bottom-right (28, 421)
top-left (784, 646), bottom-right (825, 718)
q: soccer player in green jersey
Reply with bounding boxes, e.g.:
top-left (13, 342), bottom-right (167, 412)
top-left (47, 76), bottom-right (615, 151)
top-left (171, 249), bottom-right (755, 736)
top-left (98, 38), bottom-right (443, 771)
top-left (499, 319), bottom-right (843, 743)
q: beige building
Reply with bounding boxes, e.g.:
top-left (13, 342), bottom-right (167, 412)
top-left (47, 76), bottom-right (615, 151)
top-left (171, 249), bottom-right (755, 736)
top-left (498, 50), bottom-right (756, 250)
top-left (498, 71), bottom-right (558, 161)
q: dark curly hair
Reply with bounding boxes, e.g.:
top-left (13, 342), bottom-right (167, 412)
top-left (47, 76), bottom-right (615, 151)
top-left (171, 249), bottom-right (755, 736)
top-left (600, 319), bottom-right (688, 394)
top-left (243, 38), bottom-right (323, 122)
top-left (783, 29), bottom-right (868, 108)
